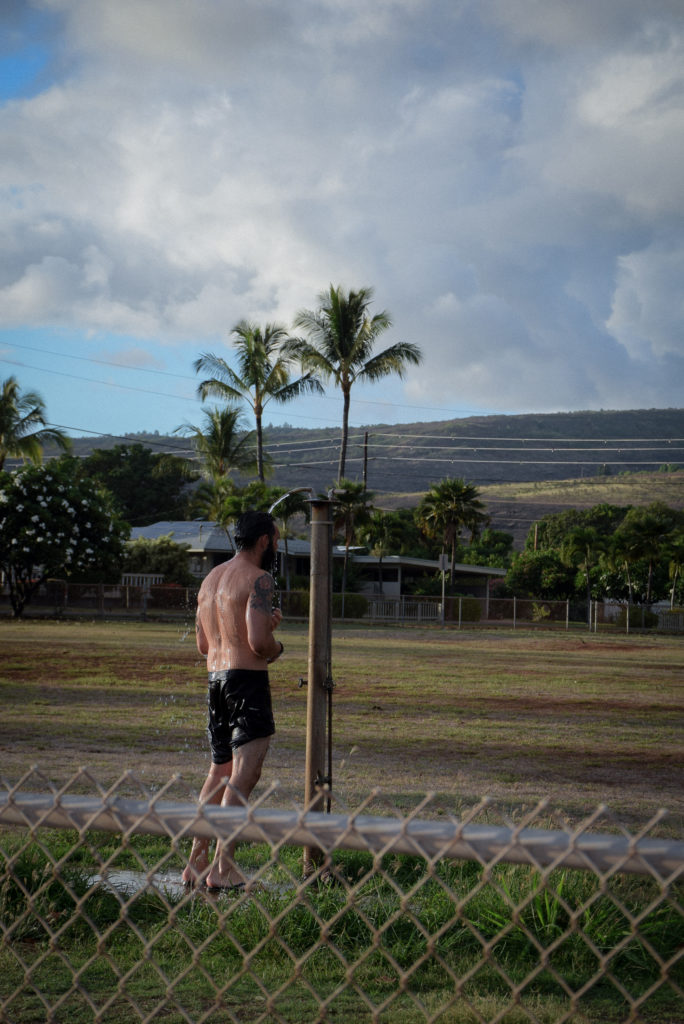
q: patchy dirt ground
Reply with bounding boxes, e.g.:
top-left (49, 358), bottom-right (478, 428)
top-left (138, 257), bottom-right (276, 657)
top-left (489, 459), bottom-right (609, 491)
top-left (1, 620), bottom-right (683, 832)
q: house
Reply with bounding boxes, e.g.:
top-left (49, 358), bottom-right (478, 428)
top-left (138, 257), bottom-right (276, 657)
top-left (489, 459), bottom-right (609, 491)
top-left (129, 521), bottom-right (506, 599)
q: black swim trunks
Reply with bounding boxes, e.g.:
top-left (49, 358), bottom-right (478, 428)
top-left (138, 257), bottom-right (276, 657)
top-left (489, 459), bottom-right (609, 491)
top-left (206, 669), bottom-right (276, 765)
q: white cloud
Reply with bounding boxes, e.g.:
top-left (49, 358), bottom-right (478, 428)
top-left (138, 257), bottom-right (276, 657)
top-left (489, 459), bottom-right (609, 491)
top-left (607, 241), bottom-right (684, 361)
top-left (0, 0), bottom-right (682, 432)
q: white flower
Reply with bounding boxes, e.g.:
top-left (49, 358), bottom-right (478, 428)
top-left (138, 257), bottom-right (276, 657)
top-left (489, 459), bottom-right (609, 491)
top-left (16, 504), bottom-right (24, 512)
top-left (31, 515), bottom-right (40, 523)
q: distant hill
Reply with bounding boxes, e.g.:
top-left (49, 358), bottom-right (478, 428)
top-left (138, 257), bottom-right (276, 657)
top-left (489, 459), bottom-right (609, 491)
top-left (39, 408), bottom-right (684, 548)
top-left (55, 406), bottom-right (683, 490)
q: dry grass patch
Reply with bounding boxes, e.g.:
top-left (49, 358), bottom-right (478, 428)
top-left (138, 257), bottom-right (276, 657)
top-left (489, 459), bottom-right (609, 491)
top-left (1, 619), bottom-right (682, 827)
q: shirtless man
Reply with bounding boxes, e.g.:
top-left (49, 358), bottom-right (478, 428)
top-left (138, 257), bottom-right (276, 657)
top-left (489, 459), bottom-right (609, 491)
top-left (182, 509), bottom-right (283, 890)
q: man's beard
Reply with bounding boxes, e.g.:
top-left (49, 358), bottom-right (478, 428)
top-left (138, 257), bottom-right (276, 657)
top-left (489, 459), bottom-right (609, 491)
top-left (260, 541), bottom-right (277, 574)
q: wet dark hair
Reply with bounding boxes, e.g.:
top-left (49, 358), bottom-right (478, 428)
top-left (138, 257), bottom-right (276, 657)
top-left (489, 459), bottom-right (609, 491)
top-left (233, 510), bottom-right (276, 552)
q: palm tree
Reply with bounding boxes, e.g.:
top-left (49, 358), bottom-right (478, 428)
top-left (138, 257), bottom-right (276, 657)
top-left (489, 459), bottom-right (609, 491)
top-left (194, 321), bottom-right (323, 482)
top-left (601, 529), bottom-right (639, 605)
top-left (360, 510), bottom-right (406, 594)
top-left (175, 406), bottom-right (257, 482)
top-left (190, 477), bottom-right (237, 530)
top-left (176, 406), bottom-right (257, 539)
top-left (416, 478), bottom-right (489, 589)
top-left (620, 506), bottom-right (677, 605)
top-left (288, 285), bottom-right (422, 480)
top-left (331, 479), bottom-right (374, 610)
top-left (0, 376), bottom-right (71, 470)
top-left (268, 488), bottom-right (312, 593)
top-left (666, 530), bottom-right (684, 609)
top-left (560, 526), bottom-right (606, 624)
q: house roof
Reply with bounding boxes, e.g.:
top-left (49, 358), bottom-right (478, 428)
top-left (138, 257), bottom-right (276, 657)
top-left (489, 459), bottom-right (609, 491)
top-left (130, 521), bottom-right (235, 552)
top-left (129, 521), bottom-right (505, 576)
top-left (349, 553), bottom-right (506, 577)
top-left (129, 522), bottom-right (311, 557)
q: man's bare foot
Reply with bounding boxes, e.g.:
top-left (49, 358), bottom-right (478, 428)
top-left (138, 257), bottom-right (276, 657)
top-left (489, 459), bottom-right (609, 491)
top-left (205, 867), bottom-right (246, 889)
top-left (182, 840), bottom-right (211, 887)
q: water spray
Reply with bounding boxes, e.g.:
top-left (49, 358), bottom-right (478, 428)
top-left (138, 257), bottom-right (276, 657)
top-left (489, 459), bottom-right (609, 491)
top-left (268, 486), bottom-right (314, 516)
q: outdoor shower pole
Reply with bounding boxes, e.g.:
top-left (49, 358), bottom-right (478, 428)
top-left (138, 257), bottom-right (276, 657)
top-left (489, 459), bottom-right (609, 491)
top-left (303, 498), bottom-right (333, 875)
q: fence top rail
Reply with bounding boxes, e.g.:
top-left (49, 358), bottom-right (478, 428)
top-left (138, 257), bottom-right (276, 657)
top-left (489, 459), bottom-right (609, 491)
top-left (1, 791), bottom-right (682, 879)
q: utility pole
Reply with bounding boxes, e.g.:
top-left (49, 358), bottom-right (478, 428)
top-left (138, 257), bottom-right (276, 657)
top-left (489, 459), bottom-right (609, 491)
top-left (362, 431), bottom-right (369, 489)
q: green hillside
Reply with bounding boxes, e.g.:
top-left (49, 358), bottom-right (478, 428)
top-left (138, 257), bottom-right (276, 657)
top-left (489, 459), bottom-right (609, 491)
top-left (58, 407), bottom-right (684, 497)
top-left (40, 408), bottom-right (683, 550)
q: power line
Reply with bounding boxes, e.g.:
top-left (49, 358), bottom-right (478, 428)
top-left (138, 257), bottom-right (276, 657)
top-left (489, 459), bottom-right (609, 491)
top-left (3, 342), bottom-right (197, 381)
top-left (0, 358), bottom-right (198, 404)
top-left (0, 342), bottom-right (491, 419)
top-left (46, 422), bottom-right (196, 457)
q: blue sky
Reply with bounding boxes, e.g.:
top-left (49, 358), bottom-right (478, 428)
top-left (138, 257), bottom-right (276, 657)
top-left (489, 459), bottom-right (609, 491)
top-left (1, 0), bottom-right (683, 439)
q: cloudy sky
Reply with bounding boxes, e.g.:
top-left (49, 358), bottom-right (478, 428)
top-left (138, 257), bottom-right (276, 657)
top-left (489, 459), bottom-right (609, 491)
top-left (1, 0), bottom-right (683, 439)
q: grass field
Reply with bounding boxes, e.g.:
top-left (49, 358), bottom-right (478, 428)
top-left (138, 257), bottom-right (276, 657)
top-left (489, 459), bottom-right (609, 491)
top-left (2, 619), bottom-right (683, 1023)
top-left (1, 618), bottom-right (682, 828)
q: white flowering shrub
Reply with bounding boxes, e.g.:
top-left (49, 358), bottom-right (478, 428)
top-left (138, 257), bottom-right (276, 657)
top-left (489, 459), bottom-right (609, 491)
top-left (0, 462), bottom-right (129, 617)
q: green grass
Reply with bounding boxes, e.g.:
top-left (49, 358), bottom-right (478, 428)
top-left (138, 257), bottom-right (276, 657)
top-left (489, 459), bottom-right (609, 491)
top-left (1, 835), bottom-right (682, 1023)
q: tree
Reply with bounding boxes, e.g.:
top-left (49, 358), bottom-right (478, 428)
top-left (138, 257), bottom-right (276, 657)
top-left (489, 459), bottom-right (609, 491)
top-left (176, 406), bottom-right (257, 483)
top-left (456, 527), bottom-right (514, 569)
top-left (560, 526), bottom-right (606, 623)
top-left (80, 444), bottom-right (197, 525)
top-left (504, 549), bottom-right (575, 600)
top-left (267, 488), bottom-right (311, 593)
top-left (194, 321), bottom-right (322, 482)
top-left (122, 534), bottom-right (194, 586)
top-left (416, 478), bottom-right (489, 589)
top-left (619, 504), bottom-right (681, 604)
top-left (0, 461), bottom-right (128, 617)
top-left (0, 376), bottom-right (71, 470)
top-left (360, 509), bottom-right (406, 593)
top-left (600, 530), bottom-right (640, 604)
top-left (331, 479), bottom-right (374, 608)
top-left (289, 285), bottom-right (422, 479)
top-left (666, 530), bottom-right (684, 609)
top-left (528, 504), bottom-right (628, 552)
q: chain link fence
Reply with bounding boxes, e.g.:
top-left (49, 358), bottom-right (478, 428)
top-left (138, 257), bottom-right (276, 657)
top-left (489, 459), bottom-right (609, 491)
top-left (3, 581), bottom-right (681, 635)
top-left (2, 768), bottom-right (682, 1023)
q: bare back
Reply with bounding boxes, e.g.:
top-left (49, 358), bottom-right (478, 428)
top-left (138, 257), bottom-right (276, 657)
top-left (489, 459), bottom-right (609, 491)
top-left (196, 554), bottom-right (280, 672)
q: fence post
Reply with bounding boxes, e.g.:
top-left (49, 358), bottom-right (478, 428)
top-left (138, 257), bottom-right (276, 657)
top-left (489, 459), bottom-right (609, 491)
top-left (513, 596), bottom-right (516, 630)
top-left (565, 599), bottom-right (569, 631)
top-left (304, 498), bottom-right (333, 876)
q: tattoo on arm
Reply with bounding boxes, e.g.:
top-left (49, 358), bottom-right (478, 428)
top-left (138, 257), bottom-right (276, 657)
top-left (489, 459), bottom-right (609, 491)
top-left (250, 574), bottom-right (274, 616)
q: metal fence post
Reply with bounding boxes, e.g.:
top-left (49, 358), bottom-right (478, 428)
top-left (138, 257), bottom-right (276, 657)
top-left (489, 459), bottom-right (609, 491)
top-left (304, 498), bottom-right (333, 876)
